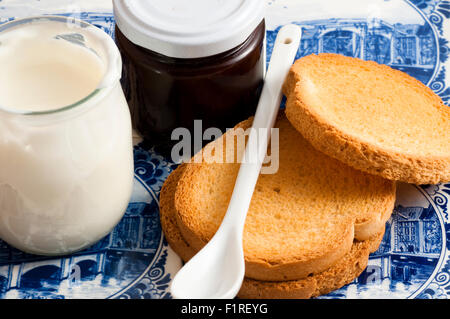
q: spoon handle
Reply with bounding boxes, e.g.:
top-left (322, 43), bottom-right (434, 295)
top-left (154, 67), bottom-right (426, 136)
top-left (170, 25), bottom-right (302, 300)
top-left (220, 24), bottom-right (302, 230)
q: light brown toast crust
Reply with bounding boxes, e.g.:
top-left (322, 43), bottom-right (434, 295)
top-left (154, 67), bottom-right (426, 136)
top-left (159, 164), bottom-right (194, 263)
top-left (173, 115), bottom-right (395, 281)
top-left (239, 235), bottom-right (383, 299)
top-left (159, 165), bottom-right (385, 299)
top-left (283, 53), bottom-right (450, 184)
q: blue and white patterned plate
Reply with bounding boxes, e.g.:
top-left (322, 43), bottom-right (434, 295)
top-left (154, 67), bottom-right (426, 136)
top-left (0, 0), bottom-right (449, 299)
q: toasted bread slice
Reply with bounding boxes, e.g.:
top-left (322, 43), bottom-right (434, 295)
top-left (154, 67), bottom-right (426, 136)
top-left (283, 53), bottom-right (450, 184)
top-left (159, 165), bottom-right (385, 299)
top-left (173, 114), bottom-right (395, 281)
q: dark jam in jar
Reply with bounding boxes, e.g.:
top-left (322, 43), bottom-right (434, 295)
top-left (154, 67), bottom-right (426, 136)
top-left (115, 21), bottom-right (265, 155)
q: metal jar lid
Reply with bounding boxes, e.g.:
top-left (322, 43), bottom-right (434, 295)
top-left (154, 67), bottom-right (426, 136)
top-left (113, 0), bottom-right (266, 59)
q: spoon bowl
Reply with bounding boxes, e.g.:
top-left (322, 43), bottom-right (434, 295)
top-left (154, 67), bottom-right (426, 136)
top-left (171, 227), bottom-right (244, 299)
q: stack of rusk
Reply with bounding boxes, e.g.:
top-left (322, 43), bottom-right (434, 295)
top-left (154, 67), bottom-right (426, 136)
top-left (159, 53), bottom-right (450, 298)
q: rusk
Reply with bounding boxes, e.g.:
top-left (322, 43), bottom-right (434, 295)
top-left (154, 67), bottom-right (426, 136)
top-left (173, 114), bottom-right (395, 281)
top-left (283, 53), bottom-right (450, 184)
top-left (159, 164), bottom-right (385, 299)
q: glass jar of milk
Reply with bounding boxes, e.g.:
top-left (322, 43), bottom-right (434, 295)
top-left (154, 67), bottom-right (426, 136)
top-left (0, 16), bottom-right (134, 255)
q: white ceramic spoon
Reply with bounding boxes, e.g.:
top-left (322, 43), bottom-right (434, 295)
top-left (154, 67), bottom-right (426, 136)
top-left (170, 24), bottom-right (302, 299)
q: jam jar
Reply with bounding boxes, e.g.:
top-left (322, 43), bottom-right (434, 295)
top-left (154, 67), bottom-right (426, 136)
top-left (113, 0), bottom-right (266, 155)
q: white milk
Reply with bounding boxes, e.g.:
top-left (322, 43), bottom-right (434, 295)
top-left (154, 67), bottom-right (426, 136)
top-left (0, 17), bottom-right (134, 255)
top-left (0, 24), bottom-right (105, 111)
